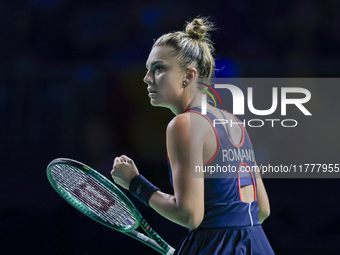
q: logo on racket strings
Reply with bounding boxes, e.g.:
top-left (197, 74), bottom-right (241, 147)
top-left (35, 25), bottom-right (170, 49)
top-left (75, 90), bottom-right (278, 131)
top-left (73, 179), bottom-right (115, 212)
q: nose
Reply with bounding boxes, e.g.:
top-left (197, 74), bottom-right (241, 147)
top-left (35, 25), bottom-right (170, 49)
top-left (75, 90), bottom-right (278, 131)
top-left (143, 70), bottom-right (153, 85)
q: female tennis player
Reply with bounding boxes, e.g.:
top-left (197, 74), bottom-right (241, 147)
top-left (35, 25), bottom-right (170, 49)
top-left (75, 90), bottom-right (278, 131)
top-left (111, 17), bottom-right (274, 254)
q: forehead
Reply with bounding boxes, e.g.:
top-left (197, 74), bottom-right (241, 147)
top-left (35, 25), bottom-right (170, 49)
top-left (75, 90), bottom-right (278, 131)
top-left (146, 46), bottom-right (177, 67)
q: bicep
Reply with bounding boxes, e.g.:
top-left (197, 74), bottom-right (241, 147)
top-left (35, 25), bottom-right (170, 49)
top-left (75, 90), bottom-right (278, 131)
top-left (166, 115), bottom-right (205, 226)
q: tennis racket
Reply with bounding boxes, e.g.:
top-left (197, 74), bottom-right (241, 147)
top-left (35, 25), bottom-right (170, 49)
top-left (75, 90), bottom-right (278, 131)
top-left (46, 158), bottom-right (175, 255)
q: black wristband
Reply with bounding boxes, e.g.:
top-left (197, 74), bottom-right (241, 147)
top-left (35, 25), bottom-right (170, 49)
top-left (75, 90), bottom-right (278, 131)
top-left (129, 175), bottom-right (159, 207)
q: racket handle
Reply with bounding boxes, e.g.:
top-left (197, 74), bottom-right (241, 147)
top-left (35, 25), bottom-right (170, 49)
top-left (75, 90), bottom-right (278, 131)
top-left (166, 247), bottom-right (176, 255)
top-left (128, 230), bottom-right (175, 255)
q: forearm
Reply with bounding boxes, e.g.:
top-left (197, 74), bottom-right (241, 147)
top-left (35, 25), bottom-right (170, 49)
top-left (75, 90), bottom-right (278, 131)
top-left (110, 155), bottom-right (204, 229)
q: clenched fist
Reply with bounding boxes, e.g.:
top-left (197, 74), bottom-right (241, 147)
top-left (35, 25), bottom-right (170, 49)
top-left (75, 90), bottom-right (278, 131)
top-left (110, 155), bottom-right (139, 190)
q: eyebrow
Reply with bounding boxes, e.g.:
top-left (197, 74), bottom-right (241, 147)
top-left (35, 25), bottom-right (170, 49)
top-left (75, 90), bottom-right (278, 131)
top-left (145, 60), bottom-right (164, 70)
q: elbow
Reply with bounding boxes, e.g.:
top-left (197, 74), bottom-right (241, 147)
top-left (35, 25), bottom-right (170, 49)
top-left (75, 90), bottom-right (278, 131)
top-left (169, 195), bottom-right (204, 229)
top-left (180, 214), bottom-right (203, 230)
top-left (258, 206), bottom-right (270, 223)
top-left (174, 207), bottom-right (204, 230)
top-left (187, 214), bottom-right (204, 229)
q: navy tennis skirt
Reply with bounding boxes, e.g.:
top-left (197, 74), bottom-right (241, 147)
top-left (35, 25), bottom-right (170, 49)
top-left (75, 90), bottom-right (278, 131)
top-left (174, 225), bottom-right (274, 255)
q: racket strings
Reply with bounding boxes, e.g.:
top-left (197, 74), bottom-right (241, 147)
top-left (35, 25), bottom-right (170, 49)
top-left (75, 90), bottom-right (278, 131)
top-left (51, 164), bottom-right (136, 230)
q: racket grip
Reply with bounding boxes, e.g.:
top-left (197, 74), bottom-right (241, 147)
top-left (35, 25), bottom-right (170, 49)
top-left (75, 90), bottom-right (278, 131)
top-left (129, 175), bottom-right (159, 206)
top-left (136, 233), bottom-right (175, 255)
top-left (129, 230), bottom-right (175, 255)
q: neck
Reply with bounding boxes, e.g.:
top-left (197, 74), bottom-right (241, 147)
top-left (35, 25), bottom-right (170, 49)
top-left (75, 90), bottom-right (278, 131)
top-left (170, 94), bottom-right (202, 115)
top-left (169, 104), bottom-right (190, 115)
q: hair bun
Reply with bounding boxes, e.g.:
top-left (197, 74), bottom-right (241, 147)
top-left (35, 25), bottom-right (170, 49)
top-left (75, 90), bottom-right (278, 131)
top-left (185, 18), bottom-right (208, 40)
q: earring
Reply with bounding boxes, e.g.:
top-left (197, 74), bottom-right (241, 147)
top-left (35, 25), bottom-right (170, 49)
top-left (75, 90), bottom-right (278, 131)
top-left (183, 81), bottom-right (187, 85)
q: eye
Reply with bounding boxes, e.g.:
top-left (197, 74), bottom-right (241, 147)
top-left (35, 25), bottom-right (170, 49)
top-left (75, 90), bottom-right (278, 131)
top-left (154, 65), bottom-right (164, 72)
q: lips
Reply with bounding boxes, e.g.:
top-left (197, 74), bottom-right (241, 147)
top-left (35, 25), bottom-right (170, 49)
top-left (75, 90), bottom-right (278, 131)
top-left (147, 88), bottom-right (157, 94)
top-left (148, 90), bottom-right (157, 97)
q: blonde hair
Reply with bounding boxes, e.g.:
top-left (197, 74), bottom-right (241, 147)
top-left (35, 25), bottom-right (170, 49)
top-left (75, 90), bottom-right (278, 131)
top-left (153, 17), bottom-right (215, 81)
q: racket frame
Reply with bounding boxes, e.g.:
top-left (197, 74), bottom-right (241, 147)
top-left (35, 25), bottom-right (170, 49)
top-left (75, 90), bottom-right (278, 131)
top-left (47, 158), bottom-right (175, 255)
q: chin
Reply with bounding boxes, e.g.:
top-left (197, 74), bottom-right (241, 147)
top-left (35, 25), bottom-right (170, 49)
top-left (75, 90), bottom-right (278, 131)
top-left (150, 99), bottom-right (160, 106)
top-left (150, 99), bottom-right (169, 109)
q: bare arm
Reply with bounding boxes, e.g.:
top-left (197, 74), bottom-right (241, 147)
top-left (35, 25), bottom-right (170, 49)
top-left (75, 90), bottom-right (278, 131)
top-left (111, 113), bottom-right (205, 230)
top-left (255, 161), bottom-right (270, 223)
top-left (148, 113), bottom-right (204, 229)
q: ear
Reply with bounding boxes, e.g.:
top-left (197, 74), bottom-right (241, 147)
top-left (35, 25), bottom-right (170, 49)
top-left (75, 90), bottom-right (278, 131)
top-left (183, 67), bottom-right (197, 87)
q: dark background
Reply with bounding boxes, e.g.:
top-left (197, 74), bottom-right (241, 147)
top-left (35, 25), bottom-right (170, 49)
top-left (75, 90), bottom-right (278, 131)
top-left (1, 0), bottom-right (340, 254)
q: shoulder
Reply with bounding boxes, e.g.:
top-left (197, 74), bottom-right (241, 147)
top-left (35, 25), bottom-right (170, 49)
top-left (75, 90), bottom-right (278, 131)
top-left (166, 113), bottom-right (191, 147)
top-left (166, 112), bottom-right (214, 155)
top-left (166, 112), bottom-right (210, 137)
top-left (167, 113), bottom-right (190, 132)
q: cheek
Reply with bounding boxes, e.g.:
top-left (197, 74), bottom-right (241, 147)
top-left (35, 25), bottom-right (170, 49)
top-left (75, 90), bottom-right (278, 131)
top-left (163, 78), bottom-right (182, 96)
top-left (156, 71), bottom-right (184, 96)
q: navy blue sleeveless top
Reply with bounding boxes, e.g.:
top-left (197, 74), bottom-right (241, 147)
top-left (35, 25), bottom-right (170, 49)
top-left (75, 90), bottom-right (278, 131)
top-left (167, 107), bottom-right (260, 229)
